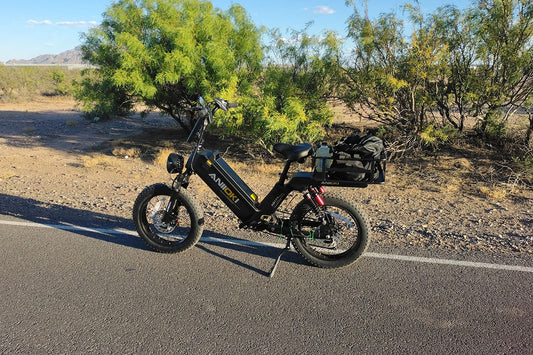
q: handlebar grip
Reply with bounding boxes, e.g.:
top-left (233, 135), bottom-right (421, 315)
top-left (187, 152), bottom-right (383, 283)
top-left (228, 102), bottom-right (238, 109)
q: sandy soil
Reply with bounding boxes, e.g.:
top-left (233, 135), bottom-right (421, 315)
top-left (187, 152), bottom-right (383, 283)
top-left (1, 97), bottom-right (531, 255)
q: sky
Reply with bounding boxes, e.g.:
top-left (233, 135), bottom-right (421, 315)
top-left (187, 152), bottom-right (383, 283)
top-left (0, 0), bottom-right (472, 63)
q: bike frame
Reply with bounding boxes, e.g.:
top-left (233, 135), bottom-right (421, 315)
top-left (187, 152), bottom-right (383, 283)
top-left (193, 148), bottom-right (321, 227)
top-left (171, 100), bottom-right (325, 234)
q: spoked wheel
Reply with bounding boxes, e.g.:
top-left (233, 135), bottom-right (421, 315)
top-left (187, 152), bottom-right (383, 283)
top-left (133, 183), bottom-right (203, 253)
top-left (291, 193), bottom-right (369, 268)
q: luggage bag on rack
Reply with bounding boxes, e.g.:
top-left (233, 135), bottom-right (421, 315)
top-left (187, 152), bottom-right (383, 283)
top-left (312, 134), bottom-right (387, 186)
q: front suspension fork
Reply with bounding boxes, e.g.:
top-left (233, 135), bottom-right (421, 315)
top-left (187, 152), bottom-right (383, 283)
top-left (161, 172), bottom-right (191, 224)
top-left (161, 194), bottom-right (180, 224)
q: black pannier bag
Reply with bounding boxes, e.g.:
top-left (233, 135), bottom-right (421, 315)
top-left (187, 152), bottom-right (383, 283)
top-left (313, 134), bottom-right (387, 186)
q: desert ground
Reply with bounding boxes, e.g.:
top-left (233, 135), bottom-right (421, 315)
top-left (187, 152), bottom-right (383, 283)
top-left (0, 97), bottom-right (531, 255)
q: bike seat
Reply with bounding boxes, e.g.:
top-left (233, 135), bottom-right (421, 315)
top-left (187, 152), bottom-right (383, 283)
top-left (273, 143), bottom-right (313, 162)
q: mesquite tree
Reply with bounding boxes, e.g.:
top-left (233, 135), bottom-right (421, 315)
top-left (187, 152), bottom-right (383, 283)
top-left (79, 0), bottom-right (262, 130)
top-left (342, 0), bottom-right (532, 145)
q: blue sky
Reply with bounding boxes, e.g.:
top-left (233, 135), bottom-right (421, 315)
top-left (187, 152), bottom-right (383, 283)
top-left (0, 0), bottom-right (471, 63)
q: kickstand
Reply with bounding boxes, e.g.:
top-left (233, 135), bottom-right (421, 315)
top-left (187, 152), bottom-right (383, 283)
top-left (269, 238), bottom-right (292, 278)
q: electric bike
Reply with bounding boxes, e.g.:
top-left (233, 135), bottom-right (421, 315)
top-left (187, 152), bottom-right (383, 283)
top-left (133, 98), bottom-right (385, 276)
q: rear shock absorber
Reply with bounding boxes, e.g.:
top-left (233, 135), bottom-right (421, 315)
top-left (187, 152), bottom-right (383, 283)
top-left (304, 187), bottom-right (326, 220)
top-left (307, 187), bottom-right (325, 206)
top-left (304, 187), bottom-right (332, 240)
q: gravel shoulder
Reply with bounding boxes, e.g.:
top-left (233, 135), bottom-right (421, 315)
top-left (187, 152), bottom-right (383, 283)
top-left (1, 98), bottom-right (531, 256)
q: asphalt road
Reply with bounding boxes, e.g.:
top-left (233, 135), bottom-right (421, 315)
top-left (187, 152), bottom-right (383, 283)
top-left (1, 215), bottom-right (532, 354)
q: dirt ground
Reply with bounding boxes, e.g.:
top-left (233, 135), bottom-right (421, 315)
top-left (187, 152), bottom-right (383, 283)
top-left (1, 97), bottom-right (531, 255)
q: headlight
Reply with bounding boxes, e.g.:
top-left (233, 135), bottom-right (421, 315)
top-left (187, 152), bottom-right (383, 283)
top-left (166, 153), bottom-right (184, 174)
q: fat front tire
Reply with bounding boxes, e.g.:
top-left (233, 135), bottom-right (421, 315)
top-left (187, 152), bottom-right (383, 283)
top-left (133, 183), bottom-right (204, 253)
top-left (291, 193), bottom-right (370, 268)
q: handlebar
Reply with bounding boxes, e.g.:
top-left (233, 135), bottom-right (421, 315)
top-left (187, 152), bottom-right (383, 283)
top-left (212, 98), bottom-right (238, 111)
top-left (186, 97), bottom-right (238, 143)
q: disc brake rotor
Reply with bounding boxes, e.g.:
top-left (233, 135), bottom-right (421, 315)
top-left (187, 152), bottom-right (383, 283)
top-left (307, 209), bottom-right (355, 249)
top-left (151, 210), bottom-right (177, 234)
top-left (304, 223), bottom-right (339, 249)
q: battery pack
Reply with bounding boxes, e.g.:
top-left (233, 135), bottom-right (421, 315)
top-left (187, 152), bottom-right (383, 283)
top-left (192, 150), bottom-right (259, 221)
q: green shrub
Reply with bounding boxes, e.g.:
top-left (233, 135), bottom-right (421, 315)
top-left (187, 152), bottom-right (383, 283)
top-left (0, 65), bottom-right (82, 101)
top-left (419, 124), bottom-right (458, 151)
top-left (481, 110), bottom-right (507, 143)
top-left (74, 69), bottom-right (133, 120)
top-left (50, 69), bottom-right (68, 95)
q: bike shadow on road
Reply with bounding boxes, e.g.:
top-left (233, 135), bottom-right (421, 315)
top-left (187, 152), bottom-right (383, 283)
top-left (0, 194), bottom-right (306, 274)
top-left (197, 230), bottom-right (307, 276)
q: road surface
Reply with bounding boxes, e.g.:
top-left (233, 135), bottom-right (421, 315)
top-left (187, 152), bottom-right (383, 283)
top-left (1, 216), bottom-right (532, 354)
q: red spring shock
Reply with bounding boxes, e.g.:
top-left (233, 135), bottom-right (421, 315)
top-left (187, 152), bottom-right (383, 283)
top-left (310, 187), bottom-right (325, 206)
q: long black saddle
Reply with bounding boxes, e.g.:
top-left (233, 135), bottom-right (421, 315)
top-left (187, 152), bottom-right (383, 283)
top-left (273, 143), bottom-right (313, 162)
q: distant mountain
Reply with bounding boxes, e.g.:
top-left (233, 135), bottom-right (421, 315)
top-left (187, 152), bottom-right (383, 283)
top-left (6, 47), bottom-right (84, 65)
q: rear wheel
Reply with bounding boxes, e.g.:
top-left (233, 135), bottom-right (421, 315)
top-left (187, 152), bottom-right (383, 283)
top-left (133, 184), bottom-right (203, 253)
top-left (291, 193), bottom-right (369, 268)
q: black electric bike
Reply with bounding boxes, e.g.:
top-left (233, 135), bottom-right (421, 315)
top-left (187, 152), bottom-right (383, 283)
top-left (133, 98), bottom-right (385, 276)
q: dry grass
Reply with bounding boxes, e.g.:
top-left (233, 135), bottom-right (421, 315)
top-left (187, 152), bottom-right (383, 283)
top-left (439, 176), bottom-right (462, 194)
top-left (112, 147), bottom-right (141, 159)
top-left (452, 158), bottom-right (473, 171)
top-left (389, 149), bottom-right (528, 201)
top-left (225, 159), bottom-right (280, 180)
top-left (478, 184), bottom-right (508, 199)
top-left (153, 148), bottom-right (175, 168)
top-left (0, 171), bottom-right (15, 180)
top-left (390, 154), bottom-right (476, 194)
top-left (81, 153), bottom-right (120, 168)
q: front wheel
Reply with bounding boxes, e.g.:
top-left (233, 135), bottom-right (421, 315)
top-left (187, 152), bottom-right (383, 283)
top-left (133, 183), bottom-right (204, 253)
top-left (290, 193), bottom-right (369, 268)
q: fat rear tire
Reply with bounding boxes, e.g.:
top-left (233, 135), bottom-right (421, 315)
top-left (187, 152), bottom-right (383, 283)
top-left (291, 193), bottom-right (369, 268)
